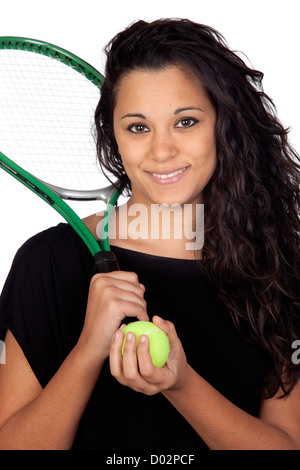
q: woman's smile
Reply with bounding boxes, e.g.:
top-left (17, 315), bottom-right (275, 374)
top-left (145, 165), bottom-right (190, 184)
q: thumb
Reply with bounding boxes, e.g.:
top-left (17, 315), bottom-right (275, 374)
top-left (152, 315), bottom-right (177, 341)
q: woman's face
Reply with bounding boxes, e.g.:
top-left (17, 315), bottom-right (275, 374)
top-left (113, 65), bottom-right (217, 207)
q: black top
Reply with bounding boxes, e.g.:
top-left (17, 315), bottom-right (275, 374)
top-left (0, 223), bottom-right (271, 450)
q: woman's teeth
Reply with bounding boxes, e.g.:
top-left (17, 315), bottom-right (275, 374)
top-left (151, 167), bottom-right (187, 179)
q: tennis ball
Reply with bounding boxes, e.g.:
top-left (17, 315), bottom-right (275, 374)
top-left (121, 321), bottom-right (170, 367)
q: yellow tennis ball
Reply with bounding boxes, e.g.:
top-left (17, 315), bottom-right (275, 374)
top-left (121, 321), bottom-right (170, 367)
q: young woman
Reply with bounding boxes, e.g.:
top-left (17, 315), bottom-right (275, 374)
top-left (0, 19), bottom-right (299, 450)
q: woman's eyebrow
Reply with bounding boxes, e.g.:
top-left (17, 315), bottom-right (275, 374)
top-left (174, 106), bottom-right (204, 114)
top-left (121, 107), bottom-right (204, 120)
top-left (121, 113), bottom-right (146, 120)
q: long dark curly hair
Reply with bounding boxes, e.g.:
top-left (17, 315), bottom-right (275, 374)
top-left (95, 18), bottom-right (300, 398)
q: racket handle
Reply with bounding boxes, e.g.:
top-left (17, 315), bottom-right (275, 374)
top-left (94, 251), bottom-right (120, 273)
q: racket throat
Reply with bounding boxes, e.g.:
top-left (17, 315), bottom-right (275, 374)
top-left (94, 250), bottom-right (120, 273)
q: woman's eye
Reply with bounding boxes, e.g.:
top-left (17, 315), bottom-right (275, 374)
top-left (128, 123), bottom-right (149, 134)
top-left (175, 118), bottom-right (198, 128)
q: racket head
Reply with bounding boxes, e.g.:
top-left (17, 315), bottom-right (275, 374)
top-left (0, 36), bottom-right (118, 198)
top-left (0, 37), bottom-right (120, 266)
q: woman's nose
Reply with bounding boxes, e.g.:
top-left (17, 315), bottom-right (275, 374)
top-left (148, 130), bottom-right (178, 162)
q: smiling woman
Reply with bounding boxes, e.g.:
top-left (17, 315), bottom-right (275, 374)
top-left (0, 18), bottom-right (299, 451)
top-left (112, 66), bottom-right (217, 207)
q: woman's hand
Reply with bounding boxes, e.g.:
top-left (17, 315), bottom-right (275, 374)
top-left (77, 271), bottom-right (149, 361)
top-left (109, 316), bottom-right (189, 395)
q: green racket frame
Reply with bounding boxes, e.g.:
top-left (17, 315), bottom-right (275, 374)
top-left (0, 37), bottom-right (104, 87)
top-left (0, 37), bottom-right (120, 271)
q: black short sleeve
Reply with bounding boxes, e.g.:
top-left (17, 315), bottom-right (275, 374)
top-left (0, 224), bottom-right (93, 387)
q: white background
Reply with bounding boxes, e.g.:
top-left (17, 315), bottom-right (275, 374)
top-left (0, 0), bottom-right (299, 290)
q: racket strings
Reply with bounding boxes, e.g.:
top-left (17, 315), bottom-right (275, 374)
top-left (0, 48), bottom-right (108, 191)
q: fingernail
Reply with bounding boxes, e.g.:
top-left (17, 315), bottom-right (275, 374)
top-left (126, 332), bottom-right (133, 341)
top-left (114, 331), bottom-right (120, 341)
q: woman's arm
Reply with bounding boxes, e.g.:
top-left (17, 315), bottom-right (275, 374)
top-left (0, 270), bottom-right (148, 450)
top-left (163, 365), bottom-right (300, 450)
top-left (110, 316), bottom-right (300, 450)
top-left (0, 329), bottom-right (104, 450)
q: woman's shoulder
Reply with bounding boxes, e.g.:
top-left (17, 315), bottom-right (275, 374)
top-left (19, 223), bottom-right (78, 250)
top-left (12, 223), bottom-right (93, 276)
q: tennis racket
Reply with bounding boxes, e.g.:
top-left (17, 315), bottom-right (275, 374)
top-left (0, 37), bottom-right (120, 272)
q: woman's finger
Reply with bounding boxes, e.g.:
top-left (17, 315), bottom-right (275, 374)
top-left (109, 329), bottom-right (124, 378)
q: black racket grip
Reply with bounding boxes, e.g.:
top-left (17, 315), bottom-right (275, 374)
top-left (94, 250), bottom-right (120, 273)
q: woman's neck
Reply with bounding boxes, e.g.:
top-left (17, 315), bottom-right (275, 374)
top-left (112, 201), bottom-right (203, 259)
top-left (83, 200), bottom-right (204, 260)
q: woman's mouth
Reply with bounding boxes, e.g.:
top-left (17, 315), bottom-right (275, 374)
top-left (147, 166), bottom-right (189, 184)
